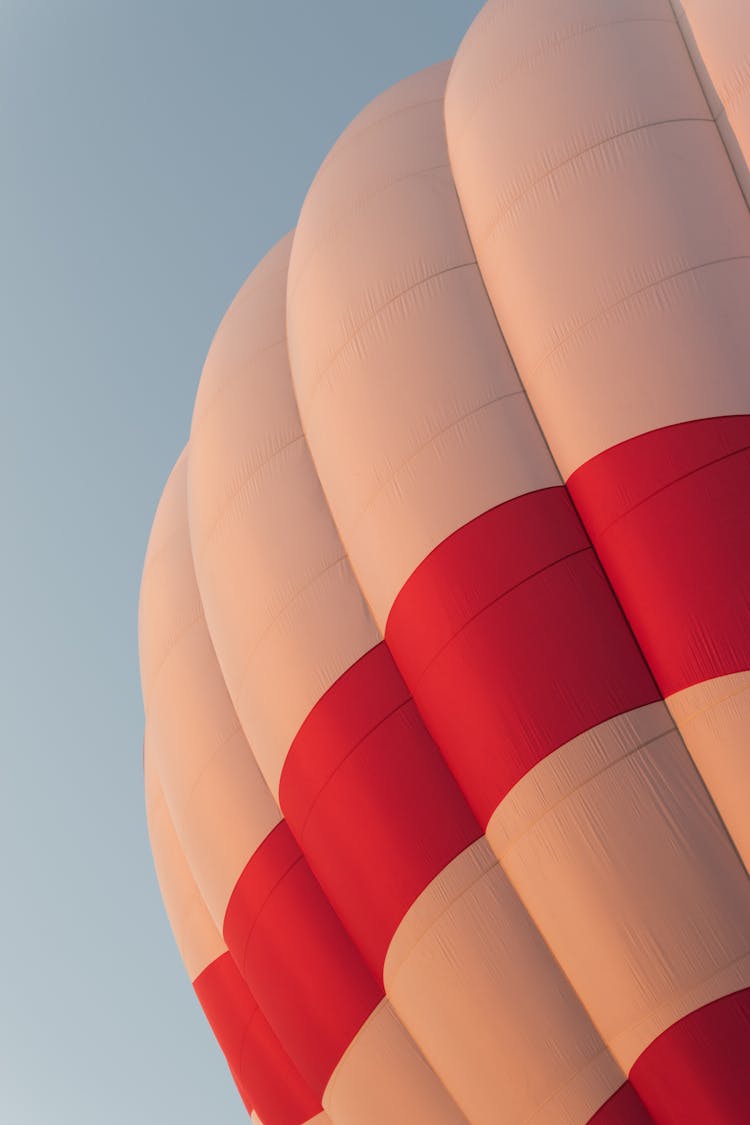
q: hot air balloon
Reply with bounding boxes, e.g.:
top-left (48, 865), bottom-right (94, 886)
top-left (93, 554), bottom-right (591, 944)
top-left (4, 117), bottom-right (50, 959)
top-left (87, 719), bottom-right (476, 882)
top-left (139, 3), bottom-right (750, 1123)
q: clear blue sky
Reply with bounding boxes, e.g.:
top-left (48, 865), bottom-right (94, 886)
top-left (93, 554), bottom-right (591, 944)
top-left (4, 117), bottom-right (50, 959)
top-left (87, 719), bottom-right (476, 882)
top-left (2, 3), bottom-right (483, 1121)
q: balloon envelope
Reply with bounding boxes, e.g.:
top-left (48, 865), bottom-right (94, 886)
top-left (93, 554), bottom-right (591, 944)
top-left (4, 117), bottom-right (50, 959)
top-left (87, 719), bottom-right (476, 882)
top-left (139, 4), bottom-right (750, 1123)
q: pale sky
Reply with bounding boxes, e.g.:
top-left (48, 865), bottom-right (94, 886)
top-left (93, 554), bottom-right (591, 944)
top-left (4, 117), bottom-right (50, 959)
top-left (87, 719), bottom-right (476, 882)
top-left (2, 2), bottom-right (483, 1121)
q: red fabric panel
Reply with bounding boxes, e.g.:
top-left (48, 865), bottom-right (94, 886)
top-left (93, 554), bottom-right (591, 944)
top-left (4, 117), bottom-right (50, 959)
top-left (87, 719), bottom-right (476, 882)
top-left (588, 1082), bottom-right (655, 1124)
top-left (194, 951), bottom-right (322, 1125)
top-left (223, 821), bottom-right (383, 1095)
top-left (568, 416), bottom-right (750, 696)
top-left (385, 489), bottom-right (660, 826)
top-left (223, 822), bottom-right (301, 947)
top-left (629, 987), bottom-right (750, 1124)
top-left (279, 643), bottom-right (481, 979)
top-left (239, 1005), bottom-right (324, 1125)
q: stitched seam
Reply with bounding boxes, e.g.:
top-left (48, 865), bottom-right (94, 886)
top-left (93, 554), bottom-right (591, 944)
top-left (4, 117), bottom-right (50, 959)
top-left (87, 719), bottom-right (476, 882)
top-left (385, 844), bottom-right (496, 991)
top-left (496, 722), bottom-right (674, 860)
top-left (193, 336), bottom-right (286, 428)
top-left (583, 442), bottom-right (750, 539)
top-left (452, 16), bottom-right (678, 137)
top-left (301, 260), bottom-right (476, 413)
top-left (144, 610), bottom-right (204, 718)
top-left (198, 433), bottom-right (306, 553)
top-left (234, 553), bottom-right (350, 706)
top-left (289, 162), bottom-right (451, 301)
top-left (347, 389), bottom-right (526, 535)
top-left (234, 853), bottom-right (306, 976)
top-left (529, 255), bottom-right (750, 379)
top-left (484, 116), bottom-right (712, 239)
top-left (293, 699), bottom-right (412, 844)
top-left (180, 718), bottom-right (245, 827)
top-left (408, 544), bottom-right (591, 692)
top-left (610, 950), bottom-right (750, 1055)
top-left (669, 675), bottom-right (750, 723)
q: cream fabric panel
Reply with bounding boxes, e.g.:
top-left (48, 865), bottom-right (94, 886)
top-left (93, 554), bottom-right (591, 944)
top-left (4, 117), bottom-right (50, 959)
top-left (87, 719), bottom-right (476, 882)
top-left (287, 64), bottom-right (559, 626)
top-left (189, 226), bottom-right (629, 1124)
top-left (191, 233), bottom-right (288, 424)
top-left (143, 454), bottom-right (468, 1125)
top-left (284, 51), bottom-right (750, 1102)
top-left (288, 64), bottom-right (452, 307)
top-left (145, 753), bottom-right (226, 982)
top-left (139, 450), bottom-right (205, 718)
top-left (445, 0), bottom-right (750, 478)
top-left (140, 456), bottom-right (282, 925)
top-left (486, 705), bottom-right (750, 1070)
top-left (668, 672), bottom-right (750, 864)
top-left (672, 0), bottom-right (750, 205)
top-left (189, 237), bottom-right (380, 798)
top-left (383, 841), bottom-right (626, 1125)
top-left (145, 757), bottom-right (333, 1125)
top-left (323, 1001), bottom-right (468, 1125)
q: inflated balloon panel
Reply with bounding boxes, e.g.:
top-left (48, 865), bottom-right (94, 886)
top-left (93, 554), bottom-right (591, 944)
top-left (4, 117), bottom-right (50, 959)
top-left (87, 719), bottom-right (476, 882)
top-left (139, 4), bottom-right (750, 1123)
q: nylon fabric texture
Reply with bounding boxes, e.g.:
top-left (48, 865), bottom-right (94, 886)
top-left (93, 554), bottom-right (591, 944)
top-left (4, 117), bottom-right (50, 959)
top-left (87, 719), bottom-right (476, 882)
top-left (139, 4), bottom-right (750, 1121)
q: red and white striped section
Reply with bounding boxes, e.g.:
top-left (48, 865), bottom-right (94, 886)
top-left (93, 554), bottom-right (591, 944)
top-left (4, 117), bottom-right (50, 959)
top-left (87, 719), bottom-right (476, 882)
top-left (187, 225), bottom-right (651, 1124)
top-left (139, 452), bottom-right (465, 1125)
top-left (144, 753), bottom-right (327, 1125)
top-left (445, 0), bottom-right (750, 878)
top-left (286, 57), bottom-right (750, 1123)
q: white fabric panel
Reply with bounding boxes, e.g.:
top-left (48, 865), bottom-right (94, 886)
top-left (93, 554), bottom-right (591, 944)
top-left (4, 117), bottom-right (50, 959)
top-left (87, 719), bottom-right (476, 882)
top-left (287, 53), bottom-right (750, 1101)
top-left (143, 452), bottom-right (468, 1125)
top-left (189, 237), bottom-right (380, 798)
top-left (287, 65), bottom-right (559, 627)
top-left (140, 456), bottom-right (282, 925)
top-left (383, 840), bottom-right (626, 1125)
top-left (672, 0), bottom-right (750, 205)
top-left (144, 752), bottom-right (226, 982)
top-left (322, 1000), bottom-right (469, 1125)
top-left (139, 452), bottom-right (204, 717)
top-left (146, 757), bottom-right (334, 1125)
top-left (445, 0), bottom-right (750, 477)
top-left (667, 671), bottom-right (750, 866)
top-left (486, 704), bottom-right (750, 1070)
top-left (179, 240), bottom-right (482, 1125)
top-left (189, 223), bottom-right (632, 1125)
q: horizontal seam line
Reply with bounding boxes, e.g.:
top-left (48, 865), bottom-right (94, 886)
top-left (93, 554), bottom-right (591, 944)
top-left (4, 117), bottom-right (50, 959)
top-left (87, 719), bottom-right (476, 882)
top-left (530, 255), bottom-right (750, 377)
top-left (347, 389), bottom-right (526, 532)
top-left (584, 442), bottom-right (750, 539)
top-left (408, 544), bottom-right (591, 692)
top-left (234, 553), bottom-right (349, 705)
top-left (668, 676), bottom-right (750, 723)
top-left (198, 433), bottom-right (306, 552)
top-left (180, 718), bottom-right (245, 827)
top-left (302, 260), bottom-right (476, 413)
top-left (485, 116), bottom-right (713, 235)
top-left (609, 951), bottom-right (750, 1055)
top-left (289, 161), bottom-right (451, 301)
top-left (143, 610), bottom-right (204, 718)
top-left (385, 845), bottom-right (496, 991)
top-left (452, 16), bottom-right (678, 137)
top-left (293, 698), bottom-right (412, 843)
top-left (141, 522), bottom-right (184, 578)
top-left (234, 852), bottom-right (306, 973)
top-left (496, 722), bottom-right (675, 860)
top-left (320, 95), bottom-right (445, 168)
top-left (192, 337), bottom-right (287, 429)
top-left (518, 1046), bottom-right (624, 1123)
